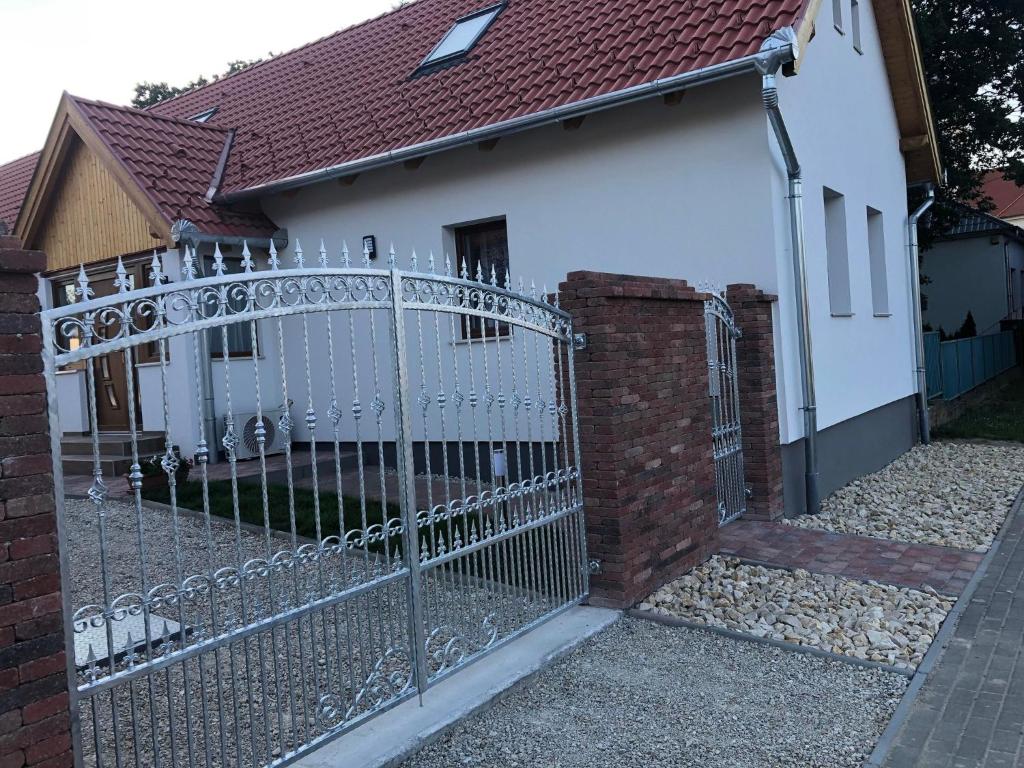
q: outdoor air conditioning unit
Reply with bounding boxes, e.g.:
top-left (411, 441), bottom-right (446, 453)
top-left (220, 408), bottom-right (288, 460)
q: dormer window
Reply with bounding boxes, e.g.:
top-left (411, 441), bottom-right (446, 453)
top-left (417, 3), bottom-right (504, 73)
top-left (190, 107), bottom-right (218, 123)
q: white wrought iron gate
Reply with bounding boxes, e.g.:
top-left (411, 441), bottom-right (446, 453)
top-left (703, 291), bottom-right (746, 526)
top-left (42, 244), bottom-right (588, 768)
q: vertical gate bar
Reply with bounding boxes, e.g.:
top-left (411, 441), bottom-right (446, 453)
top-left (215, 284), bottom-right (259, 764)
top-left (366, 298), bottom-right (399, 654)
top-left (344, 301), bottom-right (374, 693)
top-left (477, 302), bottom-right (504, 638)
top-left (189, 324), bottom-right (225, 768)
top-left (410, 280), bottom-right (438, 653)
top-left (40, 312), bottom-right (84, 768)
top-left (322, 268), bottom-right (358, 725)
top-left (565, 318), bottom-right (589, 597)
top-left (389, 268), bottom-right (429, 697)
top-left (249, 312), bottom-right (293, 758)
top-left (80, 307), bottom-right (123, 768)
top-left (117, 272), bottom-right (163, 766)
top-left (491, 292), bottom-right (516, 633)
top-left (241, 275), bottom-right (276, 764)
top-left (729, 330), bottom-right (746, 516)
top-left (324, 295), bottom-right (357, 717)
top-left (504, 315), bottom-right (527, 625)
top-left (273, 303), bottom-right (312, 749)
top-left (519, 324), bottom-right (538, 614)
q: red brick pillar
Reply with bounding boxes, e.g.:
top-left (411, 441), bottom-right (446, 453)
top-left (0, 237), bottom-right (73, 768)
top-left (726, 284), bottom-right (784, 521)
top-left (559, 271), bottom-right (717, 609)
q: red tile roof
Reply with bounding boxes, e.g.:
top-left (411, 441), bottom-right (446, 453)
top-left (72, 97), bottom-right (277, 238)
top-left (0, 152), bottom-right (40, 232)
top-left (9, 0), bottom-right (808, 240)
top-left (981, 171), bottom-right (1024, 220)
top-left (149, 0), bottom-right (807, 197)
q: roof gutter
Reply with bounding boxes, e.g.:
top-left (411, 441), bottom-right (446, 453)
top-left (170, 219), bottom-right (289, 251)
top-left (219, 51), bottom-right (785, 202)
top-left (755, 27), bottom-right (820, 516)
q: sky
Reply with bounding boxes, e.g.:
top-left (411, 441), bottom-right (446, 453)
top-left (0, 0), bottom-right (398, 165)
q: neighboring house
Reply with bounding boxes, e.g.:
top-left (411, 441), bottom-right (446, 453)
top-left (980, 170), bottom-right (1024, 229)
top-left (0, 0), bottom-right (940, 515)
top-left (922, 203), bottom-right (1024, 336)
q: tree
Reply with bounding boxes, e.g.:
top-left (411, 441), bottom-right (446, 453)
top-left (131, 57), bottom-right (269, 109)
top-left (912, 0), bottom-right (1024, 207)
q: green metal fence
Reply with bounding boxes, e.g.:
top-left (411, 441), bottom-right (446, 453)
top-left (924, 330), bottom-right (1017, 400)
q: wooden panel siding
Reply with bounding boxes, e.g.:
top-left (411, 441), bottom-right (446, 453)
top-left (36, 138), bottom-right (161, 272)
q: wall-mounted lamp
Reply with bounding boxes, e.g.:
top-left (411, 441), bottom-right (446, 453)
top-left (363, 235), bottom-right (377, 260)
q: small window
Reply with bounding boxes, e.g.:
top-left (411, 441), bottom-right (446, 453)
top-left (203, 256), bottom-right (257, 357)
top-left (867, 207), bottom-right (888, 315)
top-left (824, 188), bottom-right (852, 316)
top-left (833, 0), bottom-right (844, 32)
top-left (419, 3), bottom-right (503, 71)
top-left (454, 218), bottom-right (510, 339)
top-left (851, 0), bottom-right (862, 51)
top-left (190, 107), bottom-right (218, 123)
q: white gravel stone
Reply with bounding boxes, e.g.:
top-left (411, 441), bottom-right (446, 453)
top-left (639, 556), bottom-right (953, 671)
top-left (783, 442), bottom-right (1024, 552)
top-left (400, 617), bottom-right (907, 768)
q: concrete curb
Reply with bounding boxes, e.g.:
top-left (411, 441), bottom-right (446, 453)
top-left (861, 482), bottom-right (1024, 768)
top-left (627, 608), bottom-right (915, 678)
top-left (295, 606), bottom-right (620, 768)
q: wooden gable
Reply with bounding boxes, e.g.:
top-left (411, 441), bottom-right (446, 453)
top-left (33, 137), bottom-right (162, 272)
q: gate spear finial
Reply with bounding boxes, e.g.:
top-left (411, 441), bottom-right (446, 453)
top-left (75, 264), bottom-right (93, 302)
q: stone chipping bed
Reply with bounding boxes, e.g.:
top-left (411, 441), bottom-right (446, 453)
top-left (640, 556), bottom-right (952, 670)
top-left (784, 441), bottom-right (1024, 552)
top-left (400, 617), bottom-right (907, 768)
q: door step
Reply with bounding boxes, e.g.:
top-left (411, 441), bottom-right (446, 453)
top-left (60, 433), bottom-right (167, 475)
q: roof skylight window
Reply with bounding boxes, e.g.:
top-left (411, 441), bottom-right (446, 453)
top-left (190, 107), bottom-right (218, 123)
top-left (419, 3), bottom-right (504, 70)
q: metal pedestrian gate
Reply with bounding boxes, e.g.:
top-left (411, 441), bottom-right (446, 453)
top-left (41, 243), bottom-right (588, 768)
top-left (703, 290), bottom-right (747, 526)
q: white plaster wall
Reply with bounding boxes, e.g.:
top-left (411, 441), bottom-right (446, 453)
top-left (136, 247), bottom-right (286, 456)
top-left (263, 77), bottom-right (779, 443)
top-left (770, 0), bottom-right (918, 440)
top-left (922, 235), bottom-right (1024, 335)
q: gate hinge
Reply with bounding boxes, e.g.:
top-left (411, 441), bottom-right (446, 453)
top-left (588, 559), bottom-right (602, 575)
top-left (573, 333), bottom-right (588, 351)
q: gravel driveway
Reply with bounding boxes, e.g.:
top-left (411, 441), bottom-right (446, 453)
top-left (784, 442), bottom-right (1024, 551)
top-left (399, 617), bottom-right (906, 768)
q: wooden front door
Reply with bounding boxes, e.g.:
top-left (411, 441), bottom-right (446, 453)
top-left (89, 276), bottom-right (134, 431)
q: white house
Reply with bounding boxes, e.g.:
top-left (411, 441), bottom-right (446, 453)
top-left (0, 0), bottom-right (941, 516)
top-left (922, 204), bottom-right (1024, 337)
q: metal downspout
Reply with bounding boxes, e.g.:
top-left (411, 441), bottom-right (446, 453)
top-left (908, 187), bottom-right (935, 444)
top-left (756, 28), bottom-right (820, 514)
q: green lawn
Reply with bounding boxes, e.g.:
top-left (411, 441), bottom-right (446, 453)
top-left (933, 378), bottom-right (1024, 442)
top-left (143, 479), bottom-right (401, 552)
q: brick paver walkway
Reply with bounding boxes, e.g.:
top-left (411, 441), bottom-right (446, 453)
top-left (720, 520), bottom-right (984, 596)
top-left (882, 495), bottom-right (1024, 767)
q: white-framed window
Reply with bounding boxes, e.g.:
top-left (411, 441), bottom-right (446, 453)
top-left (867, 207), bottom-right (889, 315)
top-left (824, 188), bottom-right (852, 316)
top-left (851, 0), bottom-right (863, 52)
top-left (833, 0), bottom-right (844, 32)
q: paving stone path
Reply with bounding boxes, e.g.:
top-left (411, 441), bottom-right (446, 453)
top-left (720, 520), bottom-right (984, 596)
top-left (881, 492), bottom-right (1024, 768)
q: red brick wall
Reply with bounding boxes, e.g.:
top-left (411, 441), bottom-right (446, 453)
top-left (560, 271), bottom-right (718, 609)
top-left (0, 237), bottom-right (73, 768)
top-left (727, 284), bottom-right (784, 522)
